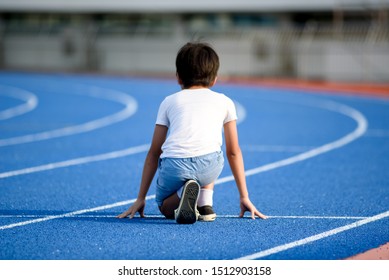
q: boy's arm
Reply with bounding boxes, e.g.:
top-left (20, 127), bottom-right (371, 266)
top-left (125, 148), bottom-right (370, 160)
top-left (224, 120), bottom-right (267, 219)
top-left (117, 125), bottom-right (168, 219)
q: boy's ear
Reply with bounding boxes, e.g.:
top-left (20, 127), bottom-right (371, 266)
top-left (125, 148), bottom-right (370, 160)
top-left (210, 77), bottom-right (218, 87)
top-left (176, 73), bottom-right (183, 86)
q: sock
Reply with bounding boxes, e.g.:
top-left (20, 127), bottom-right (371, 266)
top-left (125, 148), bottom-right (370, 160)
top-left (197, 189), bottom-right (214, 207)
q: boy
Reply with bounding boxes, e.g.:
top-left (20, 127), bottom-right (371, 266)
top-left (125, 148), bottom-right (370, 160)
top-left (117, 42), bottom-right (266, 224)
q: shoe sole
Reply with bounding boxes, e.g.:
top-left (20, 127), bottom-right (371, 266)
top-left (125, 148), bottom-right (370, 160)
top-left (175, 180), bottom-right (200, 224)
top-left (198, 213), bottom-right (217, 222)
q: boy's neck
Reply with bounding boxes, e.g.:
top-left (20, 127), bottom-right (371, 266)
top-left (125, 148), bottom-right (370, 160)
top-left (183, 85), bottom-right (209, 90)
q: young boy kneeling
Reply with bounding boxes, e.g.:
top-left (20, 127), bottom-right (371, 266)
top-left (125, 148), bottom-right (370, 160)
top-left (118, 42), bottom-right (267, 224)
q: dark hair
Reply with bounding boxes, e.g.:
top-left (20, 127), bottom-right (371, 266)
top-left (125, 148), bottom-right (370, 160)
top-left (175, 42), bottom-right (219, 88)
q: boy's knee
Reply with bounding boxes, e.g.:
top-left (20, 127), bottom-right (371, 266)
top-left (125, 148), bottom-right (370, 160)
top-left (159, 192), bottom-right (180, 219)
top-left (159, 205), bottom-right (175, 219)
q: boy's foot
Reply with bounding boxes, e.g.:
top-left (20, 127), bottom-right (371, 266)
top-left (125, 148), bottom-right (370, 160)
top-left (174, 180), bottom-right (200, 224)
top-left (198, 206), bottom-right (217, 222)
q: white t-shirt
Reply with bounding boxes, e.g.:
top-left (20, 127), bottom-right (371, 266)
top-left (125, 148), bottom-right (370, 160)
top-left (156, 88), bottom-right (237, 158)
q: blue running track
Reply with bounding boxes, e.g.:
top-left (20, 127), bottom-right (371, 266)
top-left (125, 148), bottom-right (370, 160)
top-left (0, 72), bottom-right (388, 260)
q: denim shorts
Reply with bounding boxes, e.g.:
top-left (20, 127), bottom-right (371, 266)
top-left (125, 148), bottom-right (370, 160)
top-left (155, 151), bottom-right (224, 206)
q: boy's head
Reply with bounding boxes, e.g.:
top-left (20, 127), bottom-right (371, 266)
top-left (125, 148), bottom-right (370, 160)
top-left (176, 42), bottom-right (219, 88)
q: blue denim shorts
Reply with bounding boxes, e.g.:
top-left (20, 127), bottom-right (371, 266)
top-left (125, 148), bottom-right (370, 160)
top-left (155, 151), bottom-right (224, 206)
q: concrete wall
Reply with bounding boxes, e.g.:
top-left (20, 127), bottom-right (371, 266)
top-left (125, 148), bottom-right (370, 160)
top-left (2, 31), bottom-right (389, 82)
top-left (293, 39), bottom-right (389, 82)
top-left (4, 33), bottom-right (87, 71)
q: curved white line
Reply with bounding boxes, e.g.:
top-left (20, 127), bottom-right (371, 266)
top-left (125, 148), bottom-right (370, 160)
top-left (0, 85), bottom-right (38, 121)
top-left (0, 86), bottom-right (138, 147)
top-left (0, 195), bottom-right (156, 230)
top-left (0, 144), bottom-right (150, 179)
top-left (242, 145), bottom-right (314, 153)
top-left (216, 99), bottom-right (368, 184)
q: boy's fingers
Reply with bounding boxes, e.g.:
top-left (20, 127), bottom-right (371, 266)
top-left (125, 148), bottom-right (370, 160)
top-left (239, 209), bottom-right (244, 218)
top-left (139, 208), bottom-right (145, 218)
top-left (129, 209), bottom-right (137, 219)
top-left (116, 211), bottom-right (129, 219)
top-left (256, 211), bottom-right (268, 219)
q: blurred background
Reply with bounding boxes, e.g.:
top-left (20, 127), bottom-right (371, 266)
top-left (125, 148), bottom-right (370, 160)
top-left (0, 0), bottom-right (388, 82)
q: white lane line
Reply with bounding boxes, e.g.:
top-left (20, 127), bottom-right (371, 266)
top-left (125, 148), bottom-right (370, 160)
top-left (236, 210), bottom-right (389, 260)
top-left (0, 214), bottom-right (368, 220)
top-left (0, 85), bottom-right (38, 121)
top-left (266, 215), bottom-right (368, 220)
top-left (0, 144), bottom-right (150, 179)
top-left (242, 145), bottom-right (314, 153)
top-left (216, 99), bottom-right (368, 184)
top-left (0, 86), bottom-right (137, 147)
top-left (0, 195), bottom-right (155, 230)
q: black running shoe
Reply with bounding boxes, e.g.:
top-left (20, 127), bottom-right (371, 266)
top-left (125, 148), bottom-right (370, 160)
top-left (198, 205), bottom-right (217, 222)
top-left (174, 180), bottom-right (200, 224)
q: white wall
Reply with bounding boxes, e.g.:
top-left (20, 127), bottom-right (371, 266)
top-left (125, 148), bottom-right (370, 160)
top-left (4, 33), bottom-right (87, 71)
top-left (3, 31), bottom-right (389, 82)
top-left (293, 39), bottom-right (389, 82)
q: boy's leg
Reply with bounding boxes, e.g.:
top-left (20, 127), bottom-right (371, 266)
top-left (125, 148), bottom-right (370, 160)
top-left (194, 151), bottom-right (223, 221)
top-left (159, 180), bottom-right (201, 223)
top-left (156, 157), bottom-right (188, 219)
top-left (197, 182), bottom-right (217, 221)
top-left (159, 193), bottom-right (180, 219)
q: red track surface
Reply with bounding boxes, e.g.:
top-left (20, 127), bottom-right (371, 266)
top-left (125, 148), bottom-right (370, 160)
top-left (223, 77), bottom-right (389, 98)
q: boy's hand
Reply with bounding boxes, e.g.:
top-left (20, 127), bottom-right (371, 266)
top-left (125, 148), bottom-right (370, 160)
top-left (239, 197), bottom-right (267, 220)
top-left (117, 199), bottom-right (146, 219)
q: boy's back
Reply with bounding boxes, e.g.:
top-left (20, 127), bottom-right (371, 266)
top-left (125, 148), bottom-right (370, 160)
top-left (156, 88), bottom-right (237, 158)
